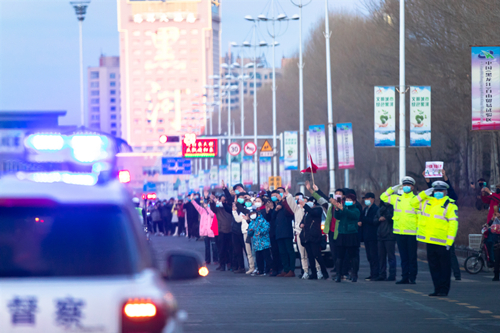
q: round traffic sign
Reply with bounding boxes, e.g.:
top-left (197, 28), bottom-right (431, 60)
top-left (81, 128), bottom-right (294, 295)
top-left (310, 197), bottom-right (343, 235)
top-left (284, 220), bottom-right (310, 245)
top-left (228, 142), bottom-right (241, 156)
top-left (244, 142), bottom-right (257, 155)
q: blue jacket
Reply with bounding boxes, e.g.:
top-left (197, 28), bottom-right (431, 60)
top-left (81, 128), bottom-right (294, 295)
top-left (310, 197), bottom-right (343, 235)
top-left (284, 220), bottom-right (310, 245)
top-left (248, 215), bottom-right (271, 251)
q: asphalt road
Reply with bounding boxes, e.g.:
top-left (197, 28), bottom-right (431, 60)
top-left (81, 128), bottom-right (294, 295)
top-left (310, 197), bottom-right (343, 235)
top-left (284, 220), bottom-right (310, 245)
top-left (151, 236), bottom-right (500, 333)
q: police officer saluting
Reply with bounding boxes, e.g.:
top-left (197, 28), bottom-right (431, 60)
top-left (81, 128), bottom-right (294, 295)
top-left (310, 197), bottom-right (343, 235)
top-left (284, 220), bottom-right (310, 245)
top-left (411, 181), bottom-right (458, 297)
top-left (381, 177), bottom-right (419, 284)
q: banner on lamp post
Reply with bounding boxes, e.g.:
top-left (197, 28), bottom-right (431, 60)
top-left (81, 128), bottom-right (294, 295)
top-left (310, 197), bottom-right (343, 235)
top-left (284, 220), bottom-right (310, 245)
top-left (410, 86), bottom-right (431, 146)
top-left (209, 165), bottom-right (218, 187)
top-left (374, 86), bottom-right (396, 147)
top-left (242, 156), bottom-right (253, 186)
top-left (308, 125), bottom-right (327, 170)
top-left (471, 46), bottom-right (500, 130)
top-left (259, 157), bottom-right (272, 190)
top-left (219, 165), bottom-right (229, 185)
top-left (336, 123), bottom-right (355, 169)
top-left (279, 157), bottom-right (292, 189)
top-left (284, 131), bottom-right (298, 170)
top-left (231, 162), bottom-right (241, 185)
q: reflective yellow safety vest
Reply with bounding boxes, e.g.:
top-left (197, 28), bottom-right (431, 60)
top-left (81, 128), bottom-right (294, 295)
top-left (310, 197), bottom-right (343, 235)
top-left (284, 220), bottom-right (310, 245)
top-left (380, 187), bottom-right (419, 235)
top-left (410, 191), bottom-right (458, 247)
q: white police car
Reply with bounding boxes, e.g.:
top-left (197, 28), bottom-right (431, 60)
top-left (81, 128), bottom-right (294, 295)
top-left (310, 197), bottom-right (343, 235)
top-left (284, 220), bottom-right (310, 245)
top-left (0, 132), bottom-right (201, 333)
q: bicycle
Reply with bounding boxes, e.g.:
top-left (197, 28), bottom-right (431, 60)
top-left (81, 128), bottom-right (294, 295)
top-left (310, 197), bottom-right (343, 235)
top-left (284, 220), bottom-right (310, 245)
top-left (464, 236), bottom-right (494, 274)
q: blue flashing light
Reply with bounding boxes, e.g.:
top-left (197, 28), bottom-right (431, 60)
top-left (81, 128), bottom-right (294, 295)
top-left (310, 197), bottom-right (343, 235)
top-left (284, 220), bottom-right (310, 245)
top-left (70, 135), bottom-right (109, 164)
top-left (26, 134), bottom-right (64, 151)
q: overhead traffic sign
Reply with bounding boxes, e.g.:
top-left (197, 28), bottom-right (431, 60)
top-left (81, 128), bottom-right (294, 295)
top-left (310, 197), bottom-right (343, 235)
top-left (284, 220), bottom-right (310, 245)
top-left (228, 142), bottom-right (241, 156)
top-left (243, 142), bottom-right (257, 155)
top-left (260, 140), bottom-right (273, 157)
top-left (161, 157), bottom-right (192, 175)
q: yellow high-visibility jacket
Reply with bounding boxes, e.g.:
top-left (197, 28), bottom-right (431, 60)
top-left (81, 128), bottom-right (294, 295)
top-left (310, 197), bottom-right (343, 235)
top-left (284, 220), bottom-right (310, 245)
top-left (410, 191), bottom-right (458, 247)
top-left (380, 187), bottom-right (419, 235)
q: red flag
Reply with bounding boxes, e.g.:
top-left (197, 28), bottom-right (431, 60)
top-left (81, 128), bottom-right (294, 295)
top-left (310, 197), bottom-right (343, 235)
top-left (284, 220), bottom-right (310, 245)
top-left (301, 153), bottom-right (318, 174)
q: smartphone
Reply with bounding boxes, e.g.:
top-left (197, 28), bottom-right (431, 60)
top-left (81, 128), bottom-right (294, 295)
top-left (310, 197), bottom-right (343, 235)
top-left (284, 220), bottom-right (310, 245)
top-left (299, 195), bottom-right (303, 201)
top-left (329, 194), bottom-right (334, 199)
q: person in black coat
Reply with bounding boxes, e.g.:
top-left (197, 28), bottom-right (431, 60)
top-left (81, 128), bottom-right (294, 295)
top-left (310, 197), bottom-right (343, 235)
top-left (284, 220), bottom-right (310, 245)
top-left (299, 197), bottom-right (329, 280)
top-left (270, 190), bottom-right (295, 277)
top-left (374, 200), bottom-right (397, 281)
top-left (359, 193), bottom-right (380, 281)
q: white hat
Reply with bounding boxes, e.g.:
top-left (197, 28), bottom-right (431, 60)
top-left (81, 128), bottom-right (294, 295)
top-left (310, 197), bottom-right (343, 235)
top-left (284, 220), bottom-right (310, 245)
top-left (402, 176), bottom-right (416, 185)
top-left (432, 181), bottom-right (449, 190)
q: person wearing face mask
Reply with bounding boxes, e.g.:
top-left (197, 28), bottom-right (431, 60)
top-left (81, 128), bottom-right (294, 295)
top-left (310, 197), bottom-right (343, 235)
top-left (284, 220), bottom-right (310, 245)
top-left (307, 181), bottom-right (344, 277)
top-left (229, 193), bottom-right (248, 274)
top-left (210, 195), bottom-right (233, 271)
top-left (184, 193), bottom-right (201, 240)
top-left (381, 177), bottom-right (419, 284)
top-left (333, 193), bottom-right (361, 282)
top-left (270, 190), bottom-right (296, 277)
top-left (248, 205), bottom-right (273, 276)
top-left (232, 199), bottom-right (256, 274)
top-left (423, 169), bottom-right (461, 281)
top-left (299, 198), bottom-right (329, 280)
top-left (410, 181), bottom-right (458, 297)
top-left (189, 194), bottom-right (218, 265)
top-left (359, 193), bottom-right (380, 281)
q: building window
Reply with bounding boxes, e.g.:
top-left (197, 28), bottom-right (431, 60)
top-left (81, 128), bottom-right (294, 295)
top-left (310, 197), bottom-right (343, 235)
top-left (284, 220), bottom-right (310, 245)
top-left (111, 106), bottom-right (116, 111)
top-left (91, 115), bottom-right (100, 120)
top-left (110, 98), bottom-right (116, 103)
top-left (91, 98), bottom-right (99, 104)
top-left (264, 75), bottom-right (268, 79)
top-left (191, 29), bottom-right (198, 35)
top-left (91, 106), bottom-right (100, 112)
top-left (244, 90), bottom-right (248, 94)
top-left (90, 82), bottom-right (99, 88)
top-left (158, 128), bottom-right (165, 133)
top-left (110, 90), bottom-right (116, 95)
top-left (90, 123), bottom-right (100, 128)
top-left (111, 131), bottom-right (117, 136)
top-left (110, 73), bottom-right (116, 79)
top-left (111, 123), bottom-right (117, 128)
top-left (91, 90), bottom-right (99, 96)
top-left (244, 82), bottom-right (247, 87)
top-left (158, 118), bottom-right (164, 123)
top-left (90, 71), bottom-right (99, 79)
top-left (257, 82), bottom-right (262, 88)
top-left (111, 115), bottom-right (117, 120)
top-left (110, 81), bottom-right (116, 87)
top-left (250, 91), bottom-right (254, 95)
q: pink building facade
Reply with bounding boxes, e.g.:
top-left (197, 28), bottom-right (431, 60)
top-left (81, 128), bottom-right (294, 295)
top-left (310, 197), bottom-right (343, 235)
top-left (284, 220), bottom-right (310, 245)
top-left (117, 0), bottom-right (220, 154)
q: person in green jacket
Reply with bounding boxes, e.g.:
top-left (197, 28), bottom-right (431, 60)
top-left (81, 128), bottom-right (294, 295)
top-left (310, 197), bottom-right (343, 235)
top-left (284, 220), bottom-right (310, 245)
top-left (333, 193), bottom-right (361, 283)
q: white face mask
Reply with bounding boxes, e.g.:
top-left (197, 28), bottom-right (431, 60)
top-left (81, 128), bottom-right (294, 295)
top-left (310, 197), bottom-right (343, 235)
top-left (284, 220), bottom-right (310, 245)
top-left (255, 202), bottom-right (262, 208)
top-left (306, 202), bottom-right (314, 208)
top-left (250, 214), bottom-right (257, 220)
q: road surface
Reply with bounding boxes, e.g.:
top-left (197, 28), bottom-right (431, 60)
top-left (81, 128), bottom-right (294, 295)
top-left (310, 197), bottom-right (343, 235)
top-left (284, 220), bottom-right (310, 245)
top-left (151, 236), bottom-right (500, 333)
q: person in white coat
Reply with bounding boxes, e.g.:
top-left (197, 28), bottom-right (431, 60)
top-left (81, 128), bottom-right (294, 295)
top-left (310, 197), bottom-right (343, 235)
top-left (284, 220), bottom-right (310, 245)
top-left (285, 190), bottom-right (321, 279)
top-left (232, 198), bottom-right (256, 274)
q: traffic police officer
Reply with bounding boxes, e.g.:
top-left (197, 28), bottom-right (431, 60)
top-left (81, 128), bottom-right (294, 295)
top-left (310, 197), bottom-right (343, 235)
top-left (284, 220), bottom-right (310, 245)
top-left (381, 176), bottom-right (419, 284)
top-left (411, 181), bottom-right (458, 297)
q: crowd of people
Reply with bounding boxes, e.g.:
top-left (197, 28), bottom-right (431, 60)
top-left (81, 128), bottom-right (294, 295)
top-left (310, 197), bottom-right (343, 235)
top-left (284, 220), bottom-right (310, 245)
top-left (136, 169), bottom-right (500, 296)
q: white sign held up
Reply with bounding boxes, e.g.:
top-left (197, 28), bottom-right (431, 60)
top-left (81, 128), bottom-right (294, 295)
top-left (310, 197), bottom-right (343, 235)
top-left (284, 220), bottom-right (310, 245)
top-left (425, 161), bottom-right (444, 178)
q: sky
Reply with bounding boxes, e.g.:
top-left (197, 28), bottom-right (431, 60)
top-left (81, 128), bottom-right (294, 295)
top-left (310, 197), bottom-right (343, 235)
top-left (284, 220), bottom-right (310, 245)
top-left (0, 0), bottom-right (364, 126)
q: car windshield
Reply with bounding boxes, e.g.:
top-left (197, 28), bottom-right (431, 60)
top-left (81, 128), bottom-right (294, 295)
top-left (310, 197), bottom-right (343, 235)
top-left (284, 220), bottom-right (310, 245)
top-left (0, 204), bottom-right (139, 278)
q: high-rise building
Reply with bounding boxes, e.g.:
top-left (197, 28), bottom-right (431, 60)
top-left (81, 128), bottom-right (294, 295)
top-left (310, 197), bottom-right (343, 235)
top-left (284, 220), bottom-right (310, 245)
top-left (87, 56), bottom-right (122, 137)
top-left (117, 0), bottom-right (220, 153)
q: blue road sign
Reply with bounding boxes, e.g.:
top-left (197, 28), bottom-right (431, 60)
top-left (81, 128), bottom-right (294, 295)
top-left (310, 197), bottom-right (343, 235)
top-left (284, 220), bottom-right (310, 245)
top-left (162, 157), bottom-right (192, 175)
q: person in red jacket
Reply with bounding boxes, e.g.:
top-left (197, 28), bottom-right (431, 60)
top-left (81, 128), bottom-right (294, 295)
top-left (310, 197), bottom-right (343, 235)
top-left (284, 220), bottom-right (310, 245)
top-left (481, 184), bottom-right (500, 223)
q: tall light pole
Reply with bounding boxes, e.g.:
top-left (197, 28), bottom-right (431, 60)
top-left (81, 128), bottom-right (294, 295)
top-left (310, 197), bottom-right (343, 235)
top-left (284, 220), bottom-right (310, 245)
top-left (258, 2), bottom-right (298, 176)
top-left (70, 1), bottom-right (90, 128)
top-left (399, 0), bottom-right (406, 181)
top-left (234, 20), bottom-right (269, 186)
top-left (323, 0), bottom-right (336, 192)
top-left (291, 0), bottom-right (312, 193)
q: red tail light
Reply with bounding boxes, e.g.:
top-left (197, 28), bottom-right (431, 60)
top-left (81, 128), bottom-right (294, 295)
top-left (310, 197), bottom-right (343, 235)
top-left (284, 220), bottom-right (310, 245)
top-left (122, 299), bottom-right (167, 333)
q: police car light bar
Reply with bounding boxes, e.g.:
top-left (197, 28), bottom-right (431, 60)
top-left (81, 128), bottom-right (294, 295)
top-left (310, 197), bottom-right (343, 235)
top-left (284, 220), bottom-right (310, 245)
top-left (16, 171), bottom-right (98, 186)
top-left (26, 134), bottom-right (65, 151)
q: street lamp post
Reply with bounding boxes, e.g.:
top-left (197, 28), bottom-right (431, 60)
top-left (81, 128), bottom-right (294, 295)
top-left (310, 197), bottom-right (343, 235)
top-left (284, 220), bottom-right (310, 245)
top-left (291, 0), bottom-right (312, 194)
top-left (323, 0), bottom-right (336, 192)
top-left (233, 22), bottom-right (269, 186)
top-left (70, 1), bottom-right (90, 128)
top-left (399, 0), bottom-right (406, 181)
top-left (258, 2), bottom-right (298, 177)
